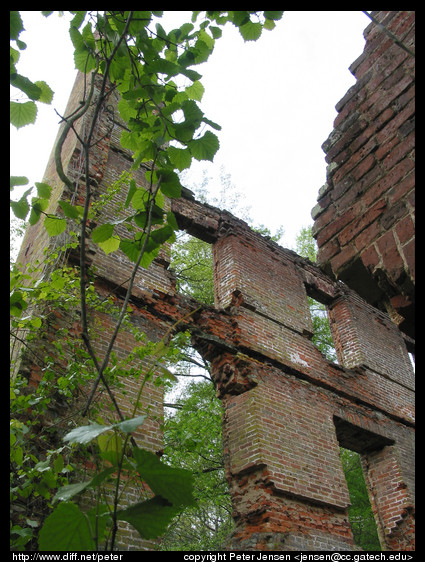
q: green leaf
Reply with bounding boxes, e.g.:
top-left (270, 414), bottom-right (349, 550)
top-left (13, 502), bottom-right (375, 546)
top-left (180, 67), bottom-right (202, 82)
top-left (151, 225), bottom-right (175, 245)
top-left (10, 197), bottom-right (29, 220)
top-left (120, 130), bottom-right (141, 151)
top-left (134, 210), bottom-right (164, 229)
top-left (44, 216), bottom-right (67, 237)
top-left (53, 454), bottom-right (64, 474)
top-left (238, 20), bottom-right (263, 42)
top-left (133, 447), bottom-right (195, 508)
top-left (181, 99), bottom-right (204, 127)
top-left (50, 271), bottom-right (66, 290)
top-left (120, 239), bottom-right (142, 263)
top-left (64, 415), bottom-right (147, 450)
top-left (82, 22), bottom-right (96, 50)
top-left (97, 433), bottom-right (123, 466)
top-left (28, 200), bottom-right (46, 226)
top-left (166, 211), bottom-right (179, 231)
top-left (92, 223), bottom-right (115, 243)
top-left (188, 130), bottom-right (219, 162)
top-left (34, 81), bottom-right (54, 104)
top-left (139, 245), bottom-right (160, 269)
top-left (116, 496), bottom-right (180, 540)
top-left (35, 182), bottom-right (52, 199)
top-left (10, 74), bottom-right (42, 100)
top-left (209, 26), bottom-right (223, 39)
top-left (10, 176), bottom-right (29, 189)
top-left (58, 200), bottom-right (80, 220)
top-left (185, 80), bottom-right (205, 101)
top-left (131, 187), bottom-right (150, 211)
top-left (98, 236), bottom-right (120, 255)
top-left (202, 117), bottom-right (222, 131)
top-left (10, 11), bottom-right (24, 41)
top-left (70, 11), bottom-right (87, 30)
top-left (53, 482), bottom-right (91, 503)
top-left (10, 290), bottom-right (28, 317)
top-left (73, 49), bottom-right (96, 73)
top-left (158, 169), bottom-right (182, 198)
top-left (10, 101), bottom-right (37, 128)
top-left (116, 415), bottom-right (147, 433)
top-left (149, 58), bottom-right (180, 78)
top-left (167, 146), bottom-right (192, 172)
top-left (63, 422), bottom-right (111, 445)
top-left (124, 179), bottom-right (137, 208)
top-left (263, 19), bottom-right (276, 31)
top-left (264, 11), bottom-right (284, 20)
top-left (118, 98), bottom-right (137, 121)
top-left (38, 502), bottom-right (95, 551)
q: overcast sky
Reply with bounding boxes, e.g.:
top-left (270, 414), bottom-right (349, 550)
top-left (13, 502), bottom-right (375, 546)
top-left (11, 11), bottom-right (369, 250)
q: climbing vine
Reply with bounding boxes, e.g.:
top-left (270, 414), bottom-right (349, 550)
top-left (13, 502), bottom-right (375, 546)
top-left (10, 11), bottom-right (283, 550)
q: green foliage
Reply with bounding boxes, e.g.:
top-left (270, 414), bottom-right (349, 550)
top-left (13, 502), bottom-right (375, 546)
top-left (161, 380), bottom-right (234, 550)
top-left (39, 502), bottom-right (97, 551)
top-left (11, 11), bottom-right (283, 254)
top-left (294, 225), bottom-right (318, 263)
top-left (10, 11), bottom-right (54, 129)
top-left (10, 10), bottom-right (284, 550)
top-left (38, 420), bottom-right (196, 550)
top-left (172, 234), bottom-right (215, 305)
top-left (340, 448), bottom-right (381, 550)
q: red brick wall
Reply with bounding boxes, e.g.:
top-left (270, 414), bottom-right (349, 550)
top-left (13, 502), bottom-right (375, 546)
top-left (312, 11), bottom-right (415, 340)
top-left (205, 213), bottom-right (414, 550)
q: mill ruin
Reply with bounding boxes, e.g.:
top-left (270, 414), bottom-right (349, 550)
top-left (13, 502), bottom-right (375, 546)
top-left (13, 11), bottom-right (414, 551)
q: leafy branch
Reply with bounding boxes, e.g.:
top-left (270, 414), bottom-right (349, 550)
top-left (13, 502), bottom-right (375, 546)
top-left (11, 10), bottom-right (284, 550)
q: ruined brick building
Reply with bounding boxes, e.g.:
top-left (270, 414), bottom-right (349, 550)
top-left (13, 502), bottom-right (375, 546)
top-left (14, 11), bottom-right (414, 551)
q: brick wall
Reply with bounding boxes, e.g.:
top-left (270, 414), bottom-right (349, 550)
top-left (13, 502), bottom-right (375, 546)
top-left (199, 208), bottom-right (414, 550)
top-left (311, 11), bottom-right (415, 340)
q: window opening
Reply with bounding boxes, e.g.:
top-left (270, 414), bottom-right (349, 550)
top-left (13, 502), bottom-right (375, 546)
top-left (162, 338), bottom-right (234, 550)
top-left (305, 289), bottom-right (338, 363)
top-left (170, 231), bottom-right (214, 306)
top-left (340, 447), bottom-right (381, 550)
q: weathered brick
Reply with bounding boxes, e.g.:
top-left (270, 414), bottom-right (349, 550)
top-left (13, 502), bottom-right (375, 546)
top-left (312, 11), bottom-right (415, 341)
top-left (395, 214), bottom-right (414, 245)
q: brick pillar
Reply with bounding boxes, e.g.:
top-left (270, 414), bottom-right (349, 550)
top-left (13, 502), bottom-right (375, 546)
top-left (362, 444), bottom-right (415, 550)
top-left (209, 353), bottom-right (357, 551)
top-left (208, 228), bottom-right (358, 550)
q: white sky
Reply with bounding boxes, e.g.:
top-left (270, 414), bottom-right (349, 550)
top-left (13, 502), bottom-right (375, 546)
top-left (10, 11), bottom-right (369, 250)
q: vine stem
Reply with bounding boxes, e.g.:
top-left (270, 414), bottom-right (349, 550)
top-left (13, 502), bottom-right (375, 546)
top-left (53, 12), bottom-right (135, 422)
